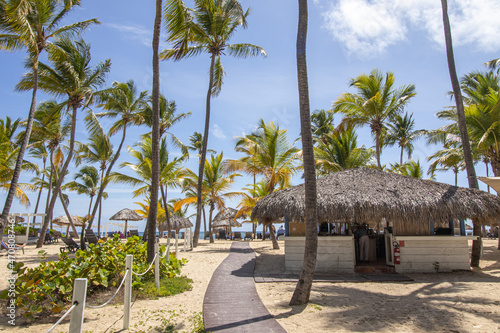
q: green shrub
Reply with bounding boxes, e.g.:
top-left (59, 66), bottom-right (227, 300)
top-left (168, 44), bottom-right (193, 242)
top-left (0, 234), bottom-right (186, 320)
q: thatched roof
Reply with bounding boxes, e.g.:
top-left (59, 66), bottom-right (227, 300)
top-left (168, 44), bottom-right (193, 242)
top-left (251, 168), bottom-right (500, 225)
top-left (168, 215), bottom-right (193, 230)
top-left (52, 215), bottom-right (85, 227)
top-left (212, 218), bottom-right (242, 228)
top-left (213, 207), bottom-right (246, 222)
top-left (110, 208), bottom-right (143, 221)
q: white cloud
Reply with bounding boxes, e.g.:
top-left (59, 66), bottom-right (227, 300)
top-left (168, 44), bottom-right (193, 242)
top-left (318, 0), bottom-right (500, 57)
top-left (212, 124), bottom-right (227, 139)
top-left (107, 23), bottom-right (151, 47)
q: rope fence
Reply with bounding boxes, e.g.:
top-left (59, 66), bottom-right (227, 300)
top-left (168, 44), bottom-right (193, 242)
top-left (46, 242), bottom-right (167, 333)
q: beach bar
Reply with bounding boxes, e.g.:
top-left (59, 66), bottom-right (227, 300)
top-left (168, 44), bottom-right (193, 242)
top-left (252, 168), bottom-right (500, 274)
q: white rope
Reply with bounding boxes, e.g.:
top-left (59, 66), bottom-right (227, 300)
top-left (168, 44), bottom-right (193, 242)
top-left (160, 244), bottom-right (170, 259)
top-left (87, 270), bottom-right (129, 309)
top-left (46, 302), bottom-right (77, 333)
top-left (132, 253), bottom-right (158, 276)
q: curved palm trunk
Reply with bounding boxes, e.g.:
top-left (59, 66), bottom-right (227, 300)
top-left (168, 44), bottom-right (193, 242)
top-left (160, 185), bottom-right (171, 240)
top-left (32, 157), bottom-right (47, 227)
top-left (441, 0), bottom-right (481, 266)
top-left (290, 0), bottom-right (318, 306)
top-left (0, 64), bottom-right (39, 240)
top-left (58, 188), bottom-right (79, 237)
top-left (194, 53), bottom-right (216, 247)
top-left (202, 204), bottom-right (207, 239)
top-left (37, 105), bottom-right (78, 248)
top-left (146, 0), bottom-right (163, 262)
top-left (88, 125), bottom-right (128, 229)
top-left (208, 202), bottom-right (214, 243)
top-left (400, 146), bottom-right (404, 165)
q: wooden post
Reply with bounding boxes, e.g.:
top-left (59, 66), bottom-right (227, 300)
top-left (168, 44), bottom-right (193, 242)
top-left (154, 242), bottom-right (160, 289)
top-left (123, 255), bottom-right (133, 329)
top-left (69, 278), bottom-right (88, 333)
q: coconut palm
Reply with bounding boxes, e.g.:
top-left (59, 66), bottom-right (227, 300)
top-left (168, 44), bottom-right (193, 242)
top-left (385, 112), bottom-right (424, 164)
top-left (161, 0), bottom-right (266, 247)
top-left (314, 128), bottom-right (375, 176)
top-left (332, 69), bottom-right (416, 169)
top-left (64, 165), bottom-right (107, 217)
top-left (17, 37), bottom-right (110, 247)
top-left (390, 160), bottom-right (426, 179)
top-left (311, 109), bottom-right (335, 145)
top-left (427, 146), bottom-right (466, 185)
top-left (441, 0), bottom-right (480, 266)
top-left (88, 80), bottom-right (147, 230)
top-left (235, 179), bottom-right (269, 240)
top-left (0, 0), bottom-right (99, 229)
top-left (174, 153), bottom-right (241, 243)
top-left (289, 0), bottom-right (318, 305)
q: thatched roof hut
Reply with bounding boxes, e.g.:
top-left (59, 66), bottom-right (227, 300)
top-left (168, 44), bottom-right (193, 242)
top-left (251, 168), bottom-right (500, 231)
top-left (168, 216), bottom-right (193, 231)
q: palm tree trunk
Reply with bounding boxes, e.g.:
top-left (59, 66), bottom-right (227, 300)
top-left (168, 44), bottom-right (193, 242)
top-left (147, 0), bottom-right (163, 262)
top-left (400, 146), bottom-right (404, 165)
top-left (441, 0), bottom-right (481, 267)
top-left (290, 0), bottom-right (318, 306)
top-left (269, 225), bottom-right (279, 249)
top-left (160, 185), bottom-right (171, 241)
top-left (375, 130), bottom-right (382, 169)
top-left (193, 53), bottom-right (216, 247)
top-left (31, 158), bottom-right (47, 228)
top-left (58, 188), bottom-right (79, 237)
top-left (37, 105), bottom-right (78, 248)
top-left (0, 63), bottom-right (39, 240)
top-left (208, 202), bottom-right (214, 244)
top-left (202, 204), bottom-right (207, 239)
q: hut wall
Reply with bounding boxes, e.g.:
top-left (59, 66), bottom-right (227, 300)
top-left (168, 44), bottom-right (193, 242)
top-left (394, 236), bottom-right (476, 273)
top-left (285, 236), bottom-right (355, 273)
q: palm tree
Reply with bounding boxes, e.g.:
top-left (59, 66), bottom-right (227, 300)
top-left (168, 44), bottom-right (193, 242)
top-left (89, 80), bottom-right (147, 230)
top-left (0, 0), bottom-right (99, 230)
top-left (390, 160), bottom-right (426, 179)
top-left (332, 69), bottom-right (416, 169)
top-left (64, 165), bottom-right (107, 217)
top-left (385, 112), bottom-right (424, 164)
top-left (427, 146), bottom-right (465, 185)
top-left (289, 0), bottom-right (318, 306)
top-left (174, 153), bottom-right (241, 243)
top-left (311, 109), bottom-right (335, 145)
top-left (235, 179), bottom-right (269, 240)
top-left (17, 37), bottom-right (110, 248)
top-left (314, 128), bottom-right (374, 176)
top-left (441, 0), bottom-right (480, 266)
top-left (162, 0), bottom-right (266, 247)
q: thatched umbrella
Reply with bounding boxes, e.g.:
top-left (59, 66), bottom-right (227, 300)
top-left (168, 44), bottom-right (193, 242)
top-left (52, 215), bottom-right (85, 236)
top-left (110, 208), bottom-right (143, 236)
top-left (212, 218), bottom-right (242, 228)
top-left (168, 215), bottom-right (193, 231)
top-left (212, 207), bottom-right (246, 235)
top-left (252, 168), bottom-right (500, 234)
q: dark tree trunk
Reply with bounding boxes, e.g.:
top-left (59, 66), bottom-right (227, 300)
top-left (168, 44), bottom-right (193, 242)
top-left (441, 0), bottom-right (481, 267)
top-left (193, 53), bottom-right (216, 247)
top-left (290, 0), bottom-right (318, 306)
top-left (208, 202), bottom-right (214, 244)
top-left (160, 185), bottom-right (171, 241)
top-left (37, 105), bottom-right (78, 248)
top-left (0, 64), bottom-right (39, 240)
top-left (269, 225), bottom-right (279, 249)
top-left (147, 0), bottom-right (163, 262)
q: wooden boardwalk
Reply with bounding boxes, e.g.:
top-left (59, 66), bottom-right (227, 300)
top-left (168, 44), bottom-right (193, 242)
top-left (203, 242), bottom-right (286, 332)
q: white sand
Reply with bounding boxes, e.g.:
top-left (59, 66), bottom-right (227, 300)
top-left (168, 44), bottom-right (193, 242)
top-left (1, 238), bottom-right (499, 332)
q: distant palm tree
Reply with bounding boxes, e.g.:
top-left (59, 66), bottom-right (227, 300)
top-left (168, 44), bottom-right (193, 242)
top-left (88, 80), bottom-right (147, 229)
top-left (0, 0), bottom-right (99, 228)
top-left (235, 179), bottom-right (269, 240)
top-left (17, 37), bottom-right (111, 248)
top-left (333, 69), bottom-right (416, 169)
top-left (314, 128), bottom-right (374, 175)
top-left (162, 0), bottom-right (266, 246)
top-left (390, 160), bottom-right (426, 179)
top-left (385, 112), bottom-right (424, 164)
top-left (65, 165), bottom-right (107, 217)
top-left (311, 109), bottom-right (335, 145)
top-left (427, 146), bottom-right (465, 185)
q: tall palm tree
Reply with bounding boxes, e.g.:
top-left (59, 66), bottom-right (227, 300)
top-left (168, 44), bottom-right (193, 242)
top-left (17, 37), bottom-right (110, 248)
top-left (441, 0), bottom-right (480, 266)
top-left (235, 179), bottom-right (269, 240)
top-left (0, 0), bottom-right (99, 231)
top-left (385, 112), bottom-right (423, 164)
top-left (427, 146), bottom-right (465, 185)
top-left (314, 128), bottom-right (374, 176)
top-left (89, 80), bottom-right (147, 230)
top-left (162, 0), bottom-right (266, 247)
top-left (289, 0), bottom-right (317, 306)
top-left (332, 69), bottom-right (416, 169)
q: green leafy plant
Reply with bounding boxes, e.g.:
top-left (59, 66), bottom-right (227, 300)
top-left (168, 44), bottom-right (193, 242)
top-left (0, 235), bottom-right (186, 320)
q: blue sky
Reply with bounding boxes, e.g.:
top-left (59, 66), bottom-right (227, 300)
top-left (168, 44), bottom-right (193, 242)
top-left (1, 0), bottom-right (499, 233)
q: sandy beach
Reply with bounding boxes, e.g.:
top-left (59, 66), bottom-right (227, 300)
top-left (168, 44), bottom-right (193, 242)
top-left (0, 238), bottom-right (499, 332)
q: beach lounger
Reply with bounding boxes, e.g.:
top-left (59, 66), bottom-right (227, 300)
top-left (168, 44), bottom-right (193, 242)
top-left (129, 230), bottom-right (140, 237)
top-left (44, 232), bottom-right (55, 244)
top-left (1, 241), bottom-right (25, 254)
top-left (52, 230), bottom-right (61, 243)
top-left (244, 232), bottom-right (253, 240)
top-left (69, 231), bottom-right (79, 238)
top-left (233, 232), bottom-right (242, 240)
top-left (85, 229), bottom-right (99, 245)
top-left (217, 230), bottom-right (226, 240)
top-left (60, 237), bottom-right (81, 253)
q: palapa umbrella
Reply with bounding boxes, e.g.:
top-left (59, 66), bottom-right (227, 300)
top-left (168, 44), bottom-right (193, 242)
top-left (211, 218), bottom-right (242, 228)
top-left (212, 207), bottom-right (246, 235)
top-left (52, 215), bottom-right (85, 236)
top-left (252, 168), bottom-right (500, 235)
top-left (110, 208), bottom-right (143, 236)
top-left (167, 215), bottom-right (193, 254)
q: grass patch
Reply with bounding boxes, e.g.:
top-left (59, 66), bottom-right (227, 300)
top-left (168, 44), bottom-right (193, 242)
top-left (136, 275), bottom-right (193, 298)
